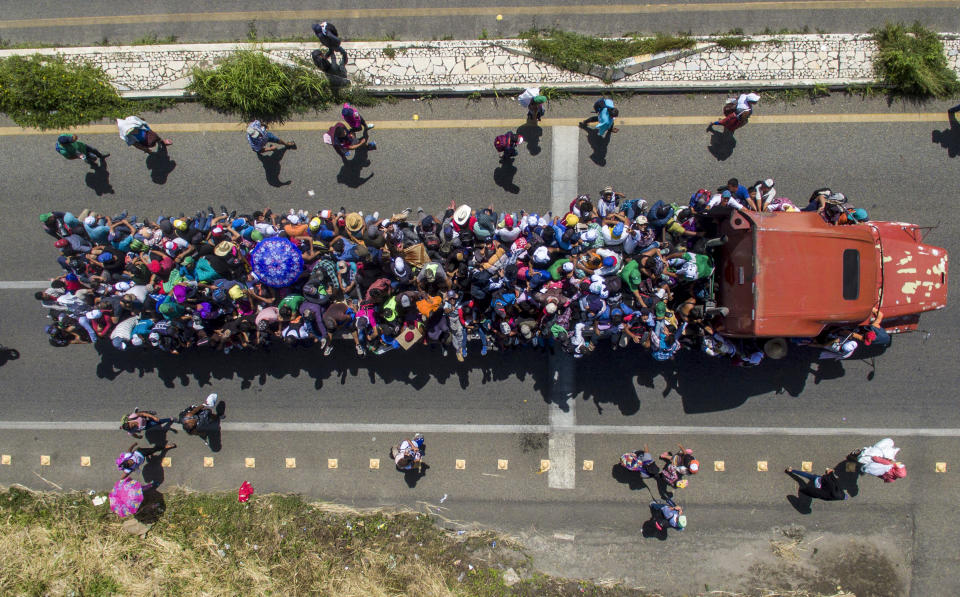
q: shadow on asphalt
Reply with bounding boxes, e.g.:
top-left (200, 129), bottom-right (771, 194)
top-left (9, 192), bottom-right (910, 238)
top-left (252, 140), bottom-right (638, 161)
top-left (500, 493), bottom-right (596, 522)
top-left (516, 121), bottom-right (543, 156)
top-left (707, 126), bottom-right (736, 161)
top-left (257, 146), bottom-right (292, 187)
top-left (581, 124), bottom-right (611, 167)
top-left (87, 337), bottom-right (874, 416)
top-left (84, 163), bottom-right (115, 195)
top-left (336, 145), bottom-right (374, 187)
top-left (493, 156), bottom-right (519, 194)
top-left (145, 145), bottom-right (177, 184)
top-left (931, 109), bottom-right (960, 157)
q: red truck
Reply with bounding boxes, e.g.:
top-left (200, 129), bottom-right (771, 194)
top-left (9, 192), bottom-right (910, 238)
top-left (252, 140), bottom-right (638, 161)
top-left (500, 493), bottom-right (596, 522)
top-left (715, 210), bottom-right (948, 338)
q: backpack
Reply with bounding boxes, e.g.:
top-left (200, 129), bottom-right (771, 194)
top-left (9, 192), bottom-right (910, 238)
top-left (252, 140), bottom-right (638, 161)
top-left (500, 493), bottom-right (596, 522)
top-left (494, 132), bottom-right (513, 152)
top-left (661, 464), bottom-right (680, 485)
top-left (341, 104), bottom-right (362, 129)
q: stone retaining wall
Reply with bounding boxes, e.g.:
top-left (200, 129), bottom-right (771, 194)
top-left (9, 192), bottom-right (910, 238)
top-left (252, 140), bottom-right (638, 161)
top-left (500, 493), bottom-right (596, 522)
top-left (0, 35), bottom-right (958, 95)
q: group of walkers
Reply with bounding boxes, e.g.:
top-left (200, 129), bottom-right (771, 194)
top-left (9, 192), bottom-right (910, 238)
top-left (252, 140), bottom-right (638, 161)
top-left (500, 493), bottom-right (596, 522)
top-left (36, 173), bottom-right (885, 363)
top-left (619, 438), bottom-right (907, 534)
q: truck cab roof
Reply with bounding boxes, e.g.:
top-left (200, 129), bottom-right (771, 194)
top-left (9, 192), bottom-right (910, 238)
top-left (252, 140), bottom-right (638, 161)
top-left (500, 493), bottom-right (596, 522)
top-left (715, 210), bottom-right (946, 338)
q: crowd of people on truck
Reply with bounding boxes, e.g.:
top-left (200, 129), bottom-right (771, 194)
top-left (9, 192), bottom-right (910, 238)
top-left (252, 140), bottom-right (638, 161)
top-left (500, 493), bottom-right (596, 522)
top-left (36, 176), bottom-right (889, 362)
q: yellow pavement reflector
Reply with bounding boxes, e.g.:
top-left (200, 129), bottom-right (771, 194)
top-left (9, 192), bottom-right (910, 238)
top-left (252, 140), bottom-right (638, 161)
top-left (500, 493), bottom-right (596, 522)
top-left (40, 455), bottom-right (50, 466)
top-left (845, 461), bottom-right (858, 473)
top-left (582, 460), bottom-right (594, 471)
top-left (801, 461), bottom-right (813, 473)
top-left (538, 459), bottom-right (551, 474)
top-left (2, 454), bottom-right (11, 465)
top-left (285, 458), bottom-right (297, 469)
top-left (936, 462), bottom-right (947, 473)
top-left (161, 457), bottom-right (172, 468)
top-left (757, 461), bottom-right (768, 472)
top-left (80, 456), bottom-right (91, 467)
top-left (245, 458), bottom-right (256, 469)
top-left (497, 459), bottom-right (509, 471)
top-left (328, 458), bottom-right (339, 469)
top-left (714, 460), bottom-right (725, 472)
top-left (369, 458), bottom-right (380, 470)
top-left (455, 459), bottom-right (466, 470)
top-left (412, 114), bottom-right (419, 121)
top-left (203, 457), bottom-right (214, 468)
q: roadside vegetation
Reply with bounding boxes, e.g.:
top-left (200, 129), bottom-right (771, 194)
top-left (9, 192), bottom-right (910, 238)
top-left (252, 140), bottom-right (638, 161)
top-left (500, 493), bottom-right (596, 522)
top-left (519, 28), bottom-right (695, 71)
top-left (871, 21), bottom-right (960, 98)
top-left (0, 486), bottom-right (857, 597)
top-left (187, 49), bottom-right (373, 122)
top-left (0, 54), bottom-right (169, 129)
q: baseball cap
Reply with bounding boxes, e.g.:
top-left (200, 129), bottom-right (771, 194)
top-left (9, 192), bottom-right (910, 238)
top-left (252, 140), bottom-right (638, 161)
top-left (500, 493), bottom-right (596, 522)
top-left (676, 515), bottom-right (687, 529)
top-left (655, 301), bottom-right (667, 319)
top-left (721, 190), bottom-right (732, 199)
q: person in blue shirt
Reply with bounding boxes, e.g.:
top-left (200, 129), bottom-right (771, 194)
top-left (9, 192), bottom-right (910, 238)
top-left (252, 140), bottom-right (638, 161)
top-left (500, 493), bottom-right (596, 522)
top-left (725, 178), bottom-right (750, 202)
top-left (580, 98), bottom-right (619, 136)
top-left (245, 120), bottom-right (296, 154)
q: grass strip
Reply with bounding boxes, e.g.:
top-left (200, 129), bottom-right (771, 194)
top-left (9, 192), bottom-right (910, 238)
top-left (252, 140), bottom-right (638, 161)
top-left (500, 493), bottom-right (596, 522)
top-left (519, 28), bottom-right (695, 72)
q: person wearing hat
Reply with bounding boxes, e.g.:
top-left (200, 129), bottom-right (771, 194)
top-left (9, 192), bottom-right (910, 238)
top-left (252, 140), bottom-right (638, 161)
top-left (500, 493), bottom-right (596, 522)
top-left (246, 120), bottom-right (296, 154)
top-left (55, 133), bottom-right (108, 167)
top-left (452, 204), bottom-right (474, 231)
top-left (649, 500), bottom-right (686, 532)
top-left (518, 87), bottom-right (547, 121)
top-left (344, 213), bottom-right (365, 238)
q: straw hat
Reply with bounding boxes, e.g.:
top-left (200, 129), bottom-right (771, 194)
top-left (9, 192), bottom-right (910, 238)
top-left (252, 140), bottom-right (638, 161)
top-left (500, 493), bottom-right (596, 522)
top-left (214, 241), bottom-right (235, 257)
top-left (763, 337), bottom-right (788, 360)
top-left (345, 212), bottom-right (364, 233)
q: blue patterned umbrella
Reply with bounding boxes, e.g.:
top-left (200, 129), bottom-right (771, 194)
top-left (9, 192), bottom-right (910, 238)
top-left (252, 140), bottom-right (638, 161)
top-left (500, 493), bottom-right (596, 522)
top-left (250, 237), bottom-right (304, 288)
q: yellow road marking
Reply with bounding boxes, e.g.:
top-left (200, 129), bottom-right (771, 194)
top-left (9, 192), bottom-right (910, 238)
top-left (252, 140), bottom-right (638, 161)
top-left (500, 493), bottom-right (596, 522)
top-left (498, 459), bottom-right (509, 470)
top-left (203, 456), bottom-right (214, 467)
top-left (328, 458), bottom-right (339, 469)
top-left (582, 460), bottom-right (594, 471)
top-left (40, 455), bottom-right (51, 466)
top-left (0, 2), bottom-right (954, 30)
top-left (455, 459), bottom-right (466, 470)
top-left (161, 457), bottom-right (172, 467)
top-left (801, 461), bottom-right (813, 472)
top-left (80, 456), bottom-right (91, 467)
top-left (714, 460), bottom-right (725, 472)
top-left (757, 460), bottom-right (768, 472)
top-left (285, 457), bottom-right (296, 469)
top-left (369, 458), bottom-right (380, 469)
top-left (936, 462), bottom-right (947, 473)
top-left (0, 112), bottom-right (946, 137)
top-left (245, 457), bottom-right (256, 468)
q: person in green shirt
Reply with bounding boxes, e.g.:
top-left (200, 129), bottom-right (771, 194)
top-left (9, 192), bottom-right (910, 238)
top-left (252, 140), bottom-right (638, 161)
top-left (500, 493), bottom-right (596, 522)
top-left (56, 134), bottom-right (108, 167)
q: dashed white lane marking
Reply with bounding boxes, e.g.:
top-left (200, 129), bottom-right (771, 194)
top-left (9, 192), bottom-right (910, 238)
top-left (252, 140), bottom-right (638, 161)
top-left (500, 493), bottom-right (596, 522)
top-left (547, 125), bottom-right (580, 490)
top-left (0, 281), bottom-right (50, 289)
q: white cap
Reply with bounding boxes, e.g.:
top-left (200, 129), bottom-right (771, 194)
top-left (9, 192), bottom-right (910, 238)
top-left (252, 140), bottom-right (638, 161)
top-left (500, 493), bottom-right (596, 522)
top-left (842, 340), bottom-right (858, 353)
top-left (764, 178), bottom-right (774, 187)
top-left (84, 216), bottom-right (96, 226)
top-left (287, 215), bottom-right (300, 224)
top-left (86, 309), bottom-right (102, 319)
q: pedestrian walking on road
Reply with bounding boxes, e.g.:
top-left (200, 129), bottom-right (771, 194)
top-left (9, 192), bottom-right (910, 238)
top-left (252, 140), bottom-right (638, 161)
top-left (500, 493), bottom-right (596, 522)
top-left (121, 408), bottom-right (176, 439)
top-left (391, 433), bottom-right (425, 470)
top-left (246, 120), bottom-right (296, 154)
top-left (649, 499), bottom-right (686, 532)
top-left (709, 92), bottom-right (759, 133)
top-left (494, 130), bottom-right (523, 160)
top-left (325, 121), bottom-right (375, 159)
top-left (312, 21), bottom-right (348, 65)
top-left (341, 103), bottom-right (375, 134)
top-left (518, 87), bottom-right (547, 122)
top-left (56, 134), bottom-right (108, 167)
top-left (785, 466), bottom-right (848, 501)
top-left (580, 98), bottom-right (619, 135)
top-left (117, 116), bottom-right (172, 154)
top-left (850, 438), bottom-right (907, 483)
top-left (117, 442), bottom-right (175, 481)
top-left (178, 393), bottom-right (223, 447)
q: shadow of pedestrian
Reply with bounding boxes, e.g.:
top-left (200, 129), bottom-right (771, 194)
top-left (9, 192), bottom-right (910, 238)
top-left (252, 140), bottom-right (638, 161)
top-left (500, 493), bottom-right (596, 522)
top-left (581, 124), bottom-right (610, 166)
top-left (787, 493), bottom-right (813, 514)
top-left (403, 462), bottom-right (429, 487)
top-left (0, 345), bottom-right (20, 366)
top-left (135, 488), bottom-right (166, 524)
top-left (85, 164), bottom-right (114, 195)
top-left (143, 421), bottom-right (177, 447)
top-left (336, 147), bottom-right (374, 187)
top-left (707, 126), bottom-right (736, 161)
top-left (517, 122), bottom-right (543, 156)
top-left (655, 475), bottom-right (675, 500)
top-left (140, 446), bottom-right (174, 489)
top-left (641, 517), bottom-right (669, 540)
top-left (611, 463), bottom-right (649, 491)
top-left (834, 458), bottom-right (861, 497)
top-left (494, 157), bottom-right (519, 194)
top-left (931, 110), bottom-right (960, 157)
top-left (257, 148), bottom-right (292, 187)
top-left (145, 145), bottom-right (176, 184)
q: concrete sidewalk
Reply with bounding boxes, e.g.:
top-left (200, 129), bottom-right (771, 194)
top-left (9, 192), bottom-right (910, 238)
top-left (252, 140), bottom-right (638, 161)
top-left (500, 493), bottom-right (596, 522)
top-left (2, 33), bottom-right (960, 97)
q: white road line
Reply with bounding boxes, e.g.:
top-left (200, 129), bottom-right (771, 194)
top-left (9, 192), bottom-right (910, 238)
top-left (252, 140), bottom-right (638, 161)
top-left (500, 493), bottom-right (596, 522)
top-left (0, 281), bottom-right (50, 289)
top-left (547, 125), bottom-right (581, 489)
top-left (1, 421), bottom-right (960, 437)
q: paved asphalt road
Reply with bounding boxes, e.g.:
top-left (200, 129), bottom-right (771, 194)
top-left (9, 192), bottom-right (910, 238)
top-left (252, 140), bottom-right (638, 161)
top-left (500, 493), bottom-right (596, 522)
top-left (0, 1), bottom-right (958, 45)
top-left (1, 94), bottom-right (959, 595)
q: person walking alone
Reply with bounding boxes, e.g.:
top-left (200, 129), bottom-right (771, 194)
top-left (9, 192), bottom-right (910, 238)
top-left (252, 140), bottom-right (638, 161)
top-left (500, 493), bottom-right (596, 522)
top-left (785, 465), bottom-right (848, 501)
top-left (580, 97), bottom-right (619, 135)
top-left (246, 120), bottom-right (296, 154)
top-left (56, 134), bottom-right (109, 167)
top-left (312, 21), bottom-right (348, 66)
top-left (518, 87), bottom-right (547, 122)
top-left (117, 115), bottom-right (172, 154)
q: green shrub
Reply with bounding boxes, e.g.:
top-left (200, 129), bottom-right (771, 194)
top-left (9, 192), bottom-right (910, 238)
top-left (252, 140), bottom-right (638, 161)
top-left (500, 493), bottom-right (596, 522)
top-left (520, 28), bottom-right (694, 72)
top-left (188, 49), bottom-right (363, 122)
top-left (872, 21), bottom-right (960, 98)
top-left (0, 54), bottom-right (130, 129)
top-left (715, 36), bottom-right (755, 50)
